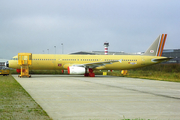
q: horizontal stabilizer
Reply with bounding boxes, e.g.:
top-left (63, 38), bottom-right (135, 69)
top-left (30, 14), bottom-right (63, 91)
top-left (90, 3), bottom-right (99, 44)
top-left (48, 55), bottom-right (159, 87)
top-left (152, 57), bottom-right (173, 62)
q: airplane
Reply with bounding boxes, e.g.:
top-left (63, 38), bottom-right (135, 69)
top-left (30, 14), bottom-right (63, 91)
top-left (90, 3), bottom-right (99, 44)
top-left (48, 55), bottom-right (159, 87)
top-left (6, 34), bottom-right (171, 77)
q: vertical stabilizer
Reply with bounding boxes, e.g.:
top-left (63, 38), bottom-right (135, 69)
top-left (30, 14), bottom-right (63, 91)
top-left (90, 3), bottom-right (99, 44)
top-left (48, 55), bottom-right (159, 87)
top-left (143, 34), bottom-right (167, 56)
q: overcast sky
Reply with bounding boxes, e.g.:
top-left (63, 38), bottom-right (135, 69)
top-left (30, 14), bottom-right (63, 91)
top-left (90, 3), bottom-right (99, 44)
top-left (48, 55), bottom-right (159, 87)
top-left (0, 0), bottom-right (180, 59)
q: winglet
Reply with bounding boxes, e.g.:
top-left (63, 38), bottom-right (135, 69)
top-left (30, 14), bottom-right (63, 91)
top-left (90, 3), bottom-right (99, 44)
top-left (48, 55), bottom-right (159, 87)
top-left (143, 34), bottom-right (167, 56)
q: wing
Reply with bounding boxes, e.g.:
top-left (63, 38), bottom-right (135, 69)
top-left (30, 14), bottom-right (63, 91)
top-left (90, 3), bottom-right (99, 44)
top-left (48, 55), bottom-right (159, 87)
top-left (73, 60), bottom-right (119, 68)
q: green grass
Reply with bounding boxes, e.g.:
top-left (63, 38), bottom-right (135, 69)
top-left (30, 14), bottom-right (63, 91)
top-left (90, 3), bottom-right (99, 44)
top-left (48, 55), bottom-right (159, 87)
top-left (127, 70), bottom-right (180, 82)
top-left (10, 69), bottom-right (64, 74)
top-left (0, 75), bottom-right (52, 120)
top-left (108, 64), bottom-right (180, 82)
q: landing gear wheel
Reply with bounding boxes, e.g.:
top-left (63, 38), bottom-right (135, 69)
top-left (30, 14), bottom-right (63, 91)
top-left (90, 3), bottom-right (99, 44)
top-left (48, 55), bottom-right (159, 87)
top-left (89, 73), bottom-right (95, 77)
top-left (84, 73), bottom-right (89, 77)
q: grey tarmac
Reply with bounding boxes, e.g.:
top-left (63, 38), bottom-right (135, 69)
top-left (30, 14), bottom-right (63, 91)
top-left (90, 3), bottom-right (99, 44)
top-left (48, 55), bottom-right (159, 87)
top-left (13, 75), bottom-right (180, 120)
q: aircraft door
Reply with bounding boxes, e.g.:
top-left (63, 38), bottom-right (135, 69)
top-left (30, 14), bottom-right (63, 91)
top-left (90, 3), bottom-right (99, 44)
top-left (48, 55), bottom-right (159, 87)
top-left (141, 56), bottom-right (146, 65)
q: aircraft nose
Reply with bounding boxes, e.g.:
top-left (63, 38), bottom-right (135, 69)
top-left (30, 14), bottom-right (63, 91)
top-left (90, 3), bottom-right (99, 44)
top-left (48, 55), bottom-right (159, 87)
top-left (5, 61), bottom-right (9, 67)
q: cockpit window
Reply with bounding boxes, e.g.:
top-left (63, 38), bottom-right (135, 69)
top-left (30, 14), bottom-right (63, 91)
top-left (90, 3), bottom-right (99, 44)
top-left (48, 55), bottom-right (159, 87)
top-left (11, 58), bottom-right (18, 60)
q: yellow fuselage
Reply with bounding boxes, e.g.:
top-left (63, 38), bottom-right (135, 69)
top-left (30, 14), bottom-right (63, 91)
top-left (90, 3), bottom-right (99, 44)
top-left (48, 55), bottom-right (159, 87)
top-left (8, 54), bottom-right (166, 70)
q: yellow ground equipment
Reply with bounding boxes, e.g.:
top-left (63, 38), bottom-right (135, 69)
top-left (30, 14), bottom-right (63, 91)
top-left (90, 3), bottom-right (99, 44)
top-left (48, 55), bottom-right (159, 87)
top-left (0, 69), bottom-right (9, 76)
top-left (18, 53), bottom-right (32, 78)
top-left (121, 70), bottom-right (128, 75)
top-left (103, 72), bottom-right (107, 75)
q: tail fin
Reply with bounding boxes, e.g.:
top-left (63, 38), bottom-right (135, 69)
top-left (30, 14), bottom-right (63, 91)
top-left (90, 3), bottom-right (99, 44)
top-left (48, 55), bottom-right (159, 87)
top-left (143, 34), bottom-right (167, 56)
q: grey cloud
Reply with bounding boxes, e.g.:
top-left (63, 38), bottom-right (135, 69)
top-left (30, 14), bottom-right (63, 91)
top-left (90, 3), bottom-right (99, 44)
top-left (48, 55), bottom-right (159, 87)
top-left (0, 0), bottom-right (180, 59)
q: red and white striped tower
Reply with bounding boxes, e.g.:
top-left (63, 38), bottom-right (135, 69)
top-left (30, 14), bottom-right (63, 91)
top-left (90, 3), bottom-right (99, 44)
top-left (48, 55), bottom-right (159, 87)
top-left (104, 42), bottom-right (109, 55)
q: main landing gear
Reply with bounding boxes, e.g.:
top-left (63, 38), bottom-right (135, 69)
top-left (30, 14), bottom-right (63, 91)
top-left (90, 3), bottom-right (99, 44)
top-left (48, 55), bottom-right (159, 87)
top-left (84, 68), bottom-right (95, 77)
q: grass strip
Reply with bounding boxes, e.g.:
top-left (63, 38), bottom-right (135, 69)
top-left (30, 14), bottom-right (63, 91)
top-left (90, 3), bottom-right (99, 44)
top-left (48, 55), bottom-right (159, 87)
top-left (108, 64), bottom-right (180, 82)
top-left (127, 70), bottom-right (180, 82)
top-left (0, 75), bottom-right (52, 120)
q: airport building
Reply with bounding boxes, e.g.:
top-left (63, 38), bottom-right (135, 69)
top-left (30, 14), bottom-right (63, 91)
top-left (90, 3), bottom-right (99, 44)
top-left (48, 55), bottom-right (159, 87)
top-left (70, 51), bottom-right (131, 55)
top-left (162, 49), bottom-right (180, 64)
